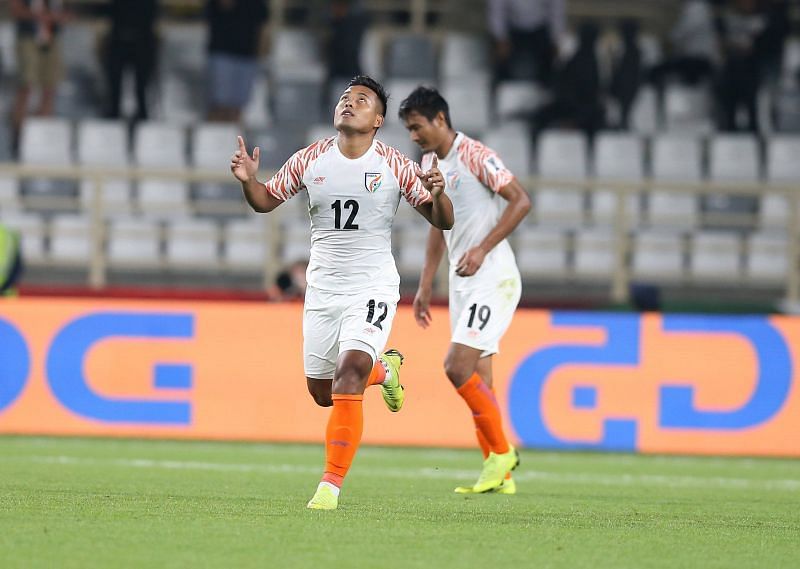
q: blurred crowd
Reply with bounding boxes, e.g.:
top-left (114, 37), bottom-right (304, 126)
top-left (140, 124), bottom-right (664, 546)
top-left (4, 0), bottom-right (798, 152)
top-left (488, 0), bottom-right (794, 136)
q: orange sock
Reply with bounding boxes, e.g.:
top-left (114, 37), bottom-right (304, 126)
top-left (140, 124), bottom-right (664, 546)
top-left (475, 406), bottom-right (512, 480)
top-left (365, 359), bottom-right (386, 387)
top-left (321, 394), bottom-right (363, 488)
top-left (457, 374), bottom-right (510, 455)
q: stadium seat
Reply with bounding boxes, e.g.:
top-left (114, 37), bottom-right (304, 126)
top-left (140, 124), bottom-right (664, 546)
top-left (191, 123), bottom-right (241, 214)
top-left (107, 217), bottom-right (161, 267)
top-left (573, 228), bottom-right (615, 279)
top-left (157, 71), bottom-right (206, 125)
top-left (385, 78), bottom-right (436, 127)
top-left (161, 24), bottom-right (207, 74)
top-left (631, 230), bottom-right (685, 282)
top-left (629, 86), bottom-right (659, 134)
top-left (495, 81), bottom-right (546, 123)
top-left (386, 35), bottom-right (437, 80)
top-left (591, 132), bottom-right (643, 227)
top-left (224, 217), bottom-right (269, 270)
top-left (443, 77), bottom-right (491, 133)
top-left (281, 221), bottom-right (311, 265)
top-left (0, 211), bottom-right (46, 262)
top-left (49, 213), bottom-right (91, 264)
top-left (707, 134), bottom-right (760, 229)
top-left (689, 231), bottom-right (742, 282)
top-left (272, 80), bottom-right (325, 125)
top-left (482, 123), bottom-right (533, 177)
top-left (534, 130), bottom-right (587, 227)
top-left (241, 73), bottom-right (272, 128)
top-left (395, 222), bottom-right (428, 274)
top-left (0, 124), bottom-right (20, 210)
top-left (360, 28), bottom-right (385, 81)
top-left (270, 28), bottom-right (325, 80)
top-left (745, 230), bottom-right (787, 284)
top-left (165, 218), bottom-right (219, 267)
top-left (77, 119), bottom-right (132, 216)
top-left (648, 134), bottom-right (702, 229)
top-left (441, 32), bottom-right (489, 81)
top-left (664, 84), bottom-right (713, 134)
top-left (134, 122), bottom-right (190, 217)
top-left (513, 226), bottom-right (568, 278)
top-left (247, 128), bottom-right (307, 172)
top-left (377, 126), bottom-right (420, 161)
top-left (759, 136), bottom-right (800, 229)
top-left (0, 21), bottom-right (18, 77)
top-left (19, 117), bottom-right (76, 200)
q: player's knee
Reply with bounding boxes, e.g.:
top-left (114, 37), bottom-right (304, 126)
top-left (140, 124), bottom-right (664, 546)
top-left (444, 358), bottom-right (472, 387)
top-left (332, 366), bottom-right (366, 394)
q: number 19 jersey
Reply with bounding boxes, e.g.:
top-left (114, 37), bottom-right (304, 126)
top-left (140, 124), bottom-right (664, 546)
top-left (264, 136), bottom-right (432, 293)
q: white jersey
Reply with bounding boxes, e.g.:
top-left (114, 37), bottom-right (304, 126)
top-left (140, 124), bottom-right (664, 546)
top-left (422, 132), bottom-right (519, 291)
top-left (264, 136), bottom-right (432, 292)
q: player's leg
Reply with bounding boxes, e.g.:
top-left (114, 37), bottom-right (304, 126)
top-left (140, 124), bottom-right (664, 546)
top-left (308, 288), bottom-right (401, 509)
top-left (457, 356), bottom-right (516, 494)
top-left (448, 280), bottom-right (521, 492)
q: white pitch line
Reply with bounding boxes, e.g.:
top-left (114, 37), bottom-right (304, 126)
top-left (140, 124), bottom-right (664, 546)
top-left (6, 455), bottom-right (800, 492)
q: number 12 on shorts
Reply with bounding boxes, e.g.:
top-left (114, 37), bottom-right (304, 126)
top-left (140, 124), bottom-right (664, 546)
top-left (467, 303), bottom-right (491, 330)
top-left (366, 299), bottom-right (388, 329)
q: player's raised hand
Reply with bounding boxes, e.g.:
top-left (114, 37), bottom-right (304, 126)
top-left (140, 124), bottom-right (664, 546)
top-left (231, 136), bottom-right (260, 183)
top-left (417, 155), bottom-right (445, 197)
top-left (413, 287), bottom-right (433, 329)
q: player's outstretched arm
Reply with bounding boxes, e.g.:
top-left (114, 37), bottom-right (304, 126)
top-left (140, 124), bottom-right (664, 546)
top-left (455, 177), bottom-right (531, 277)
top-left (230, 136), bottom-right (284, 213)
top-left (414, 155), bottom-right (454, 230)
top-left (413, 227), bottom-right (445, 329)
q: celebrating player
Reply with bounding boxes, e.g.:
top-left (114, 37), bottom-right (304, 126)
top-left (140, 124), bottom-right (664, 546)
top-left (231, 76), bottom-right (454, 510)
top-left (399, 86), bottom-right (531, 494)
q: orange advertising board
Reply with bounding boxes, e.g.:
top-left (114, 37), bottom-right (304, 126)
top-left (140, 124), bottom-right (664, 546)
top-left (1, 298), bottom-right (799, 456)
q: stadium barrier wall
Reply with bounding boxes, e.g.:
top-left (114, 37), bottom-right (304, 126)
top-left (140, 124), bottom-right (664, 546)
top-left (1, 298), bottom-right (799, 457)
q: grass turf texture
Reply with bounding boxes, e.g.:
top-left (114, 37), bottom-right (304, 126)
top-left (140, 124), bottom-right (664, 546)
top-left (1, 436), bottom-right (798, 569)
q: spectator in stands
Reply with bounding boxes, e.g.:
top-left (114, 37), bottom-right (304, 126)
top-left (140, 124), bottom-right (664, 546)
top-left (326, 0), bottom-right (369, 83)
top-left (716, 0), bottom-right (766, 132)
top-left (0, 223), bottom-right (23, 297)
top-left (608, 19), bottom-right (644, 130)
top-left (205, 0), bottom-right (268, 123)
top-left (103, 0), bottom-right (159, 122)
top-left (754, 0), bottom-right (790, 84)
top-left (267, 260), bottom-right (308, 302)
top-left (648, 0), bottom-right (719, 90)
top-left (10, 0), bottom-right (67, 154)
top-left (488, 0), bottom-right (565, 86)
top-left (529, 21), bottom-right (605, 137)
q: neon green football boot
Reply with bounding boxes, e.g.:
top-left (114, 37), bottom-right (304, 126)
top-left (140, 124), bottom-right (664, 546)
top-left (454, 476), bottom-right (516, 495)
top-left (306, 483), bottom-right (339, 510)
top-left (472, 446), bottom-right (520, 493)
top-left (378, 349), bottom-right (405, 412)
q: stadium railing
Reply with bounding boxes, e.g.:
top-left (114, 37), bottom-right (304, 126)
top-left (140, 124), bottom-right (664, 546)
top-left (0, 161), bottom-right (797, 304)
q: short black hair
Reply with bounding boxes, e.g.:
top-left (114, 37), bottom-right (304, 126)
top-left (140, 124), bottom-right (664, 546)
top-left (398, 86), bottom-right (452, 128)
top-left (347, 75), bottom-right (388, 117)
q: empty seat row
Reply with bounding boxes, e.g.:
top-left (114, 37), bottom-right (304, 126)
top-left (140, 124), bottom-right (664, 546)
top-left (2, 209), bottom-right (787, 286)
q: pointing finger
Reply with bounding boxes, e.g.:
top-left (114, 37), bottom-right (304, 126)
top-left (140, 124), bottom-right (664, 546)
top-left (237, 136), bottom-right (247, 153)
top-left (432, 155), bottom-right (438, 169)
top-left (252, 146), bottom-right (260, 162)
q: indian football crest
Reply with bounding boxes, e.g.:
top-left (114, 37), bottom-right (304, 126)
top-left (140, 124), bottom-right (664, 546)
top-left (446, 170), bottom-right (460, 190)
top-left (364, 172), bottom-right (383, 193)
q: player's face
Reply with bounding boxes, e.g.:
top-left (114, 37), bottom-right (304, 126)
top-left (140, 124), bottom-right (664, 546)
top-left (334, 85), bottom-right (385, 133)
top-left (402, 111), bottom-right (445, 153)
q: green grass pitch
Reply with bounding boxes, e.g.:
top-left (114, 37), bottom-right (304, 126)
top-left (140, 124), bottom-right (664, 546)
top-left (1, 436), bottom-right (798, 568)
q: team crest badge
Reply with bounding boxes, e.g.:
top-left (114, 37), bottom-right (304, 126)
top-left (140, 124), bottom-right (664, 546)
top-left (364, 172), bottom-right (383, 193)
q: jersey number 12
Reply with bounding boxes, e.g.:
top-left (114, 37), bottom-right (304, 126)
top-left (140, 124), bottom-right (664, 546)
top-left (332, 199), bottom-right (359, 230)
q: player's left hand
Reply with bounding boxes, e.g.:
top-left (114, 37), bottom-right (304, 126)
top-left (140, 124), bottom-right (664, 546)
top-left (455, 246), bottom-right (487, 277)
top-left (417, 155), bottom-right (445, 197)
